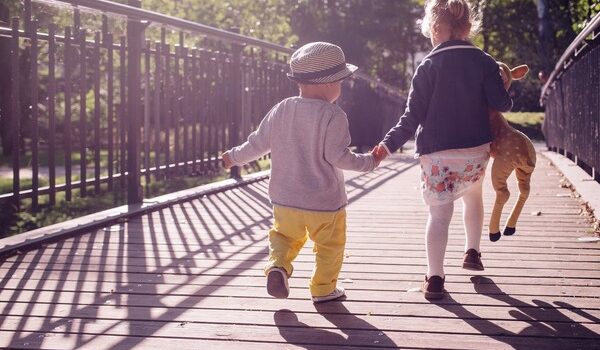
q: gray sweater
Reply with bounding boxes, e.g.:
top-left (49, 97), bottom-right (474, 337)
top-left (229, 96), bottom-right (376, 211)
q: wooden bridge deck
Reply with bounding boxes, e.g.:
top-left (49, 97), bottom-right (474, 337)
top-left (1, 152), bottom-right (599, 349)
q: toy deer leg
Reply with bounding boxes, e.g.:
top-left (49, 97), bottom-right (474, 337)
top-left (504, 165), bottom-right (534, 236)
top-left (489, 159), bottom-right (513, 242)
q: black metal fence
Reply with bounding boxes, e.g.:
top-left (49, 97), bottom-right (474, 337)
top-left (0, 0), bottom-right (405, 211)
top-left (541, 13), bottom-right (600, 182)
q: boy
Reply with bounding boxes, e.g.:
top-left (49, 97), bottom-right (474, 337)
top-left (222, 42), bottom-right (382, 303)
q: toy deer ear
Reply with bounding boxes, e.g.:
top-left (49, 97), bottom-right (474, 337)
top-left (511, 65), bottom-right (529, 80)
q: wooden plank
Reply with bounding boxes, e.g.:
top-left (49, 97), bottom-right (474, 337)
top-left (2, 291), bottom-right (600, 324)
top-left (1, 272), bottom-right (599, 299)
top-left (3, 288), bottom-right (600, 321)
top-left (2, 266), bottom-right (598, 288)
top-left (1, 304), bottom-right (599, 339)
top-left (6, 245), bottom-right (598, 266)
top-left (4, 253), bottom-right (599, 275)
top-left (3, 258), bottom-right (600, 280)
top-left (0, 153), bottom-right (599, 350)
top-left (0, 331), bottom-right (315, 350)
top-left (0, 315), bottom-right (597, 350)
top-left (19, 235), bottom-right (599, 256)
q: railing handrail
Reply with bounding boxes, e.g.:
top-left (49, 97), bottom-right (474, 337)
top-left (40, 0), bottom-right (294, 53)
top-left (540, 12), bottom-right (600, 105)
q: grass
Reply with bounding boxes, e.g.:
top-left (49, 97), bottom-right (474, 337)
top-left (0, 178), bottom-right (49, 194)
top-left (503, 112), bottom-right (544, 126)
top-left (0, 149), bottom-right (86, 168)
top-left (0, 158), bottom-right (271, 238)
top-left (503, 112), bottom-right (545, 140)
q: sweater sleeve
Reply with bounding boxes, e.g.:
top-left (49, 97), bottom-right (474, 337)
top-left (381, 62), bottom-right (431, 154)
top-left (324, 112), bottom-right (376, 172)
top-left (483, 57), bottom-right (513, 112)
top-left (229, 104), bottom-right (276, 166)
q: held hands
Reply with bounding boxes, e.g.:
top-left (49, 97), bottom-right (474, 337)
top-left (370, 144), bottom-right (388, 166)
top-left (221, 151), bottom-right (234, 169)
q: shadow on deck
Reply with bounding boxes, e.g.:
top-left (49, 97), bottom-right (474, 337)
top-left (0, 153), bottom-right (599, 349)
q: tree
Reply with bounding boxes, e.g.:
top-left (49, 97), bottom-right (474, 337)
top-left (472, 0), bottom-right (598, 111)
top-left (289, 0), bottom-right (426, 92)
top-left (141, 0), bottom-right (296, 46)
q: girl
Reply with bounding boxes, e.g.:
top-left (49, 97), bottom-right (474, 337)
top-left (374, 0), bottom-right (512, 299)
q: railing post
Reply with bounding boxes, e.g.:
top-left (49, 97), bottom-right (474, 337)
top-left (10, 17), bottom-right (20, 211)
top-left (126, 0), bottom-right (143, 204)
top-left (229, 28), bottom-right (244, 179)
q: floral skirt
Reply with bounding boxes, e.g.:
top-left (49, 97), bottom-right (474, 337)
top-left (419, 143), bottom-right (490, 206)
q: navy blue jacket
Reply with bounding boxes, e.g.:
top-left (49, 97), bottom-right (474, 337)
top-left (381, 40), bottom-right (512, 156)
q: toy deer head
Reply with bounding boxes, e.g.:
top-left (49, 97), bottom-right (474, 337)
top-left (499, 62), bottom-right (529, 90)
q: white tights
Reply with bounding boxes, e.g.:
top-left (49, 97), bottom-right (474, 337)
top-left (425, 181), bottom-right (484, 278)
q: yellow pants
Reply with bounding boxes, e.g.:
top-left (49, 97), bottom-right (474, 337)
top-left (264, 205), bottom-right (346, 297)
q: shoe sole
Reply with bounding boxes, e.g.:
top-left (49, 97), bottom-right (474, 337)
top-left (462, 262), bottom-right (484, 271)
top-left (312, 289), bottom-right (346, 303)
top-left (267, 270), bottom-right (289, 299)
top-left (423, 290), bottom-right (445, 300)
top-left (312, 293), bottom-right (345, 303)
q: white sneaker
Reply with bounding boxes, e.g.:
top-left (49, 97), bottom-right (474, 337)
top-left (266, 267), bottom-right (289, 298)
top-left (311, 287), bottom-right (345, 303)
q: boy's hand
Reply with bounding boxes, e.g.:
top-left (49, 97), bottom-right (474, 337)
top-left (371, 144), bottom-right (388, 166)
top-left (221, 151), bottom-right (234, 169)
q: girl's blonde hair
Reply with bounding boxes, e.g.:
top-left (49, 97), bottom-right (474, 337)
top-left (421, 0), bottom-right (480, 40)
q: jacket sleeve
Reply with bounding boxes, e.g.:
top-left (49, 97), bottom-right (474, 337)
top-left (324, 112), bottom-right (376, 172)
top-left (229, 105), bottom-right (276, 166)
top-left (483, 57), bottom-right (513, 112)
top-left (381, 62), bottom-right (431, 154)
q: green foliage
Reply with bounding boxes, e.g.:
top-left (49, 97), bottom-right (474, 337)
top-left (0, 158), bottom-right (271, 237)
top-left (503, 112), bottom-right (545, 126)
top-left (288, 0), bottom-right (426, 92)
top-left (504, 112), bottom-right (545, 140)
top-left (141, 0), bottom-right (296, 46)
top-left (471, 0), bottom-right (599, 111)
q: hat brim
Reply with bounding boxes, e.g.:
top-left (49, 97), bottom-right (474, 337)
top-left (287, 63), bottom-right (358, 84)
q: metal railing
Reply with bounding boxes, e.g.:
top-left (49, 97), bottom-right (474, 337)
top-left (0, 0), bottom-right (405, 211)
top-left (540, 12), bottom-right (600, 182)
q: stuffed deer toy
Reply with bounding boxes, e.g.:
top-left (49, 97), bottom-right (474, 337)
top-left (488, 62), bottom-right (536, 242)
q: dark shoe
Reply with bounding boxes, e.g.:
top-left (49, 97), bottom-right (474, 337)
top-left (489, 231), bottom-right (501, 242)
top-left (463, 249), bottom-right (484, 271)
top-left (266, 267), bottom-right (289, 298)
top-left (421, 275), bottom-right (445, 300)
top-left (503, 227), bottom-right (516, 236)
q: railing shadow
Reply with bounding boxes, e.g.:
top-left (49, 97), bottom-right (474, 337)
top-left (433, 276), bottom-right (600, 349)
top-left (0, 185), bottom-right (273, 347)
top-left (0, 157), bottom-right (417, 348)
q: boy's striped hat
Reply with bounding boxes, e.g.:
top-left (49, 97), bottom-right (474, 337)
top-left (287, 42), bottom-right (358, 84)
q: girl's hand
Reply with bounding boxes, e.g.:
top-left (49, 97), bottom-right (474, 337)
top-left (221, 151), bottom-right (234, 169)
top-left (371, 144), bottom-right (388, 165)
